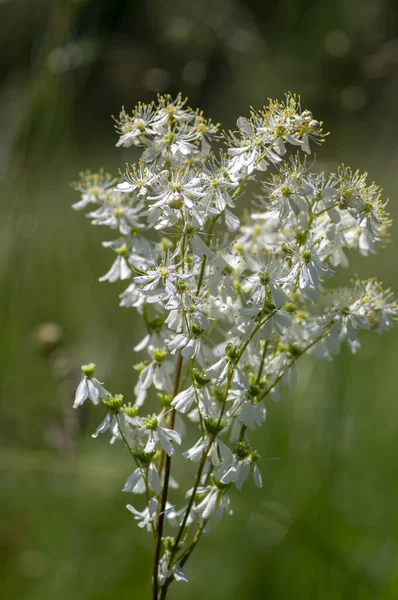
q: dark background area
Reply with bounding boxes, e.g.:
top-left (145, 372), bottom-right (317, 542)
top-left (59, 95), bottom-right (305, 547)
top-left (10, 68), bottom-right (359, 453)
top-left (2, 1), bottom-right (398, 598)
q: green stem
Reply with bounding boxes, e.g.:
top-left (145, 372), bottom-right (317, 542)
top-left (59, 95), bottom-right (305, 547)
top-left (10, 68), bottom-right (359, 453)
top-left (159, 518), bottom-right (210, 598)
top-left (195, 215), bottom-right (218, 294)
top-left (313, 201), bottom-right (340, 217)
top-left (160, 173), bottom-right (253, 597)
top-left (152, 352), bottom-right (184, 600)
top-left (168, 309), bottom-right (278, 570)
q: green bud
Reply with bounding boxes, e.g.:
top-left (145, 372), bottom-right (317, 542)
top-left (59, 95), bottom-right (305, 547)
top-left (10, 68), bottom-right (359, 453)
top-left (162, 537), bottom-right (175, 553)
top-left (249, 449), bottom-right (260, 462)
top-left (248, 384), bottom-right (261, 398)
top-left (121, 403), bottom-right (138, 418)
top-left (204, 418), bottom-right (225, 436)
top-left (296, 231), bottom-right (307, 246)
top-left (157, 392), bottom-right (173, 408)
top-left (259, 270), bottom-right (270, 286)
top-left (192, 323), bottom-right (205, 337)
top-left (81, 363), bottom-right (95, 378)
top-left (151, 347), bottom-right (168, 363)
top-left (143, 414), bottom-right (158, 430)
top-left (133, 360), bottom-right (150, 372)
top-left (283, 302), bottom-right (297, 313)
top-left (235, 441), bottom-right (251, 459)
top-left (103, 394), bottom-right (123, 412)
top-left (116, 244), bottom-right (128, 257)
top-left (225, 343), bottom-right (242, 362)
top-left (133, 448), bottom-right (156, 466)
top-left (193, 369), bottom-right (211, 387)
top-left (287, 343), bottom-right (301, 358)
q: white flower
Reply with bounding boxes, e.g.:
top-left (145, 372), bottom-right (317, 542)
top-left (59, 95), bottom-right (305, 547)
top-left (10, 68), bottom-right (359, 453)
top-left (221, 458), bottom-right (262, 489)
top-left (171, 386), bottom-right (196, 414)
top-left (92, 412), bottom-right (117, 438)
top-left (194, 486), bottom-right (233, 520)
top-left (114, 104), bottom-right (158, 148)
top-left (126, 498), bottom-right (158, 530)
top-left (132, 415), bottom-right (182, 456)
top-left (73, 364), bottom-right (109, 408)
top-left (123, 463), bottom-right (161, 495)
top-left (158, 556), bottom-right (188, 586)
top-left (237, 401), bottom-right (266, 429)
top-left (280, 246), bottom-right (334, 299)
top-left (99, 254), bottom-right (131, 283)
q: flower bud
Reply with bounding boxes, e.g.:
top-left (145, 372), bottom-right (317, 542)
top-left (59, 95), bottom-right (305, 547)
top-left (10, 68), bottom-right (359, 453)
top-left (103, 394), bottom-right (123, 412)
top-left (225, 343), bottom-right (242, 362)
top-left (204, 417), bottom-right (225, 435)
top-left (143, 414), bottom-right (158, 430)
top-left (116, 244), bottom-right (128, 256)
top-left (134, 360), bottom-right (150, 372)
top-left (121, 403), bottom-right (139, 418)
top-left (157, 392), bottom-right (173, 407)
top-left (151, 347), bottom-right (168, 363)
top-left (81, 363), bottom-right (96, 378)
top-left (193, 369), bottom-right (211, 387)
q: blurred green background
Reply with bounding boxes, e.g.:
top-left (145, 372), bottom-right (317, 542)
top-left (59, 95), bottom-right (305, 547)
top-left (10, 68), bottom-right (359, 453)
top-left (2, 0), bottom-right (398, 598)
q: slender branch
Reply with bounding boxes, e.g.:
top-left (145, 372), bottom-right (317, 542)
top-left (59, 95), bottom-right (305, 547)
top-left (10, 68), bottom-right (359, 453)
top-left (195, 215), bottom-right (218, 294)
top-left (152, 352), bottom-right (184, 600)
top-left (313, 201), bottom-right (340, 217)
top-left (159, 173), bottom-right (253, 596)
top-left (165, 330), bottom-right (330, 595)
top-left (167, 309), bottom-right (278, 575)
top-left (159, 518), bottom-right (209, 598)
top-left (178, 517), bottom-right (209, 568)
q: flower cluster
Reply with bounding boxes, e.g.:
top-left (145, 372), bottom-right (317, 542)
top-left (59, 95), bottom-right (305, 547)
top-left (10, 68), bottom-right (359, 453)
top-left (71, 93), bottom-right (397, 598)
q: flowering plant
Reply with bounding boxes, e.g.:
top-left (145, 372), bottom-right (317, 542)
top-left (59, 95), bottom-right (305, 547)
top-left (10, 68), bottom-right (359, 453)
top-left (71, 93), bottom-right (397, 599)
